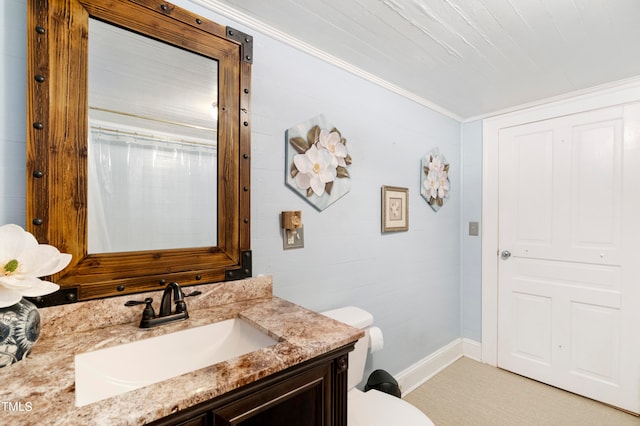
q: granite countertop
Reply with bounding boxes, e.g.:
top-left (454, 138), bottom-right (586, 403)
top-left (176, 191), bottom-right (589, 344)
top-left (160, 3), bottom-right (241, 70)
top-left (0, 276), bottom-right (362, 425)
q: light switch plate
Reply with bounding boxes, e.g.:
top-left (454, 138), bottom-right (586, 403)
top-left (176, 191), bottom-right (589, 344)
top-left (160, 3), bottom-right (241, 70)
top-left (469, 221), bottom-right (479, 236)
top-left (283, 226), bottom-right (304, 249)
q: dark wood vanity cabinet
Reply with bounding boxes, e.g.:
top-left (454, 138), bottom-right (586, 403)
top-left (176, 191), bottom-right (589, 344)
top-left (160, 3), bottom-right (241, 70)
top-left (149, 345), bottom-right (352, 426)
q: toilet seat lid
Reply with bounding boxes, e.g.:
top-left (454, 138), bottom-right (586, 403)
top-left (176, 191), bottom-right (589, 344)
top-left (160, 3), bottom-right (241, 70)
top-left (348, 389), bottom-right (434, 426)
top-left (322, 306), bottom-right (373, 329)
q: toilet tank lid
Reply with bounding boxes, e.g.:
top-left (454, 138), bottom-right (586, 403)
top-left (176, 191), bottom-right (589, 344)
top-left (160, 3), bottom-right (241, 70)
top-left (322, 306), bottom-right (374, 329)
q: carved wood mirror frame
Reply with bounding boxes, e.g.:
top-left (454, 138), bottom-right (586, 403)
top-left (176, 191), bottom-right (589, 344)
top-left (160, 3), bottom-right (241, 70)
top-left (26, 0), bottom-right (252, 306)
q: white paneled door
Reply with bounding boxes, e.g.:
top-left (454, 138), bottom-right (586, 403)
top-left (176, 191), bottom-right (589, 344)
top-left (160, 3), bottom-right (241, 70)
top-left (497, 104), bottom-right (640, 413)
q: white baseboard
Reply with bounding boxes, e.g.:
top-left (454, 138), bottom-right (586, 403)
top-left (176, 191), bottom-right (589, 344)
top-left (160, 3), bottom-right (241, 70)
top-left (395, 338), bottom-right (482, 396)
top-left (462, 338), bottom-right (482, 362)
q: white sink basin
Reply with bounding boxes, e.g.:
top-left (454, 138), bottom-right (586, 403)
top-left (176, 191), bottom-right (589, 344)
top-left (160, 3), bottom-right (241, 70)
top-left (75, 318), bottom-right (278, 407)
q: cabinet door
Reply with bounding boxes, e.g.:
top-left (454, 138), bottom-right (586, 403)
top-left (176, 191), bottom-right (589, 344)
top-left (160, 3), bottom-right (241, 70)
top-left (213, 362), bottom-right (331, 426)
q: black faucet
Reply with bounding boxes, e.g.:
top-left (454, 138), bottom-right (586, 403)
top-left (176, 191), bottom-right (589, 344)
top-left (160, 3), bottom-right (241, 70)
top-left (125, 282), bottom-right (201, 328)
top-left (160, 281), bottom-right (187, 317)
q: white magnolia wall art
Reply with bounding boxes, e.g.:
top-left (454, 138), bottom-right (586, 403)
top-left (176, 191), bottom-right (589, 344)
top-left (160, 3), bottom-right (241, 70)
top-left (420, 148), bottom-right (450, 212)
top-left (285, 114), bottom-right (352, 211)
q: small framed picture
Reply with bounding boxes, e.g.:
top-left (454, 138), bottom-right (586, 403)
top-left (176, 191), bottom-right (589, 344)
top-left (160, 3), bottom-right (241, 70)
top-left (381, 186), bottom-right (409, 232)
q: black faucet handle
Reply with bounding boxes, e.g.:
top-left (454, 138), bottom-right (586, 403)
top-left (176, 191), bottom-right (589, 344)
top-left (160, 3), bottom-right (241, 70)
top-left (125, 297), bottom-right (156, 320)
top-left (175, 289), bottom-right (200, 314)
top-left (124, 297), bottom-right (153, 307)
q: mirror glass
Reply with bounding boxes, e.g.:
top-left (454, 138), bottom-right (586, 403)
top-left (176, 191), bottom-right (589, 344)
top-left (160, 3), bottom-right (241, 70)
top-left (87, 19), bottom-right (218, 253)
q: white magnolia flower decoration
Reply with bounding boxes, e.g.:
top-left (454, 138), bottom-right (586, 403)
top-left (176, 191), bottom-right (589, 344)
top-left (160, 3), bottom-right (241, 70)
top-left (421, 149), bottom-right (450, 211)
top-left (289, 123), bottom-right (352, 200)
top-left (0, 224), bottom-right (71, 308)
top-left (424, 172), bottom-right (440, 200)
top-left (317, 129), bottom-right (348, 167)
top-left (428, 155), bottom-right (445, 174)
top-left (293, 144), bottom-right (337, 196)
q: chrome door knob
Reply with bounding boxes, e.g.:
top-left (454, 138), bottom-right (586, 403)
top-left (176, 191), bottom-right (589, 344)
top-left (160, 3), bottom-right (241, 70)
top-left (501, 250), bottom-right (511, 259)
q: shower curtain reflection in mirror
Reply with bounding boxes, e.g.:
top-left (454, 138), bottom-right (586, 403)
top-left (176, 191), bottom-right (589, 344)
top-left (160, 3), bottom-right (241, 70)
top-left (88, 124), bottom-right (217, 253)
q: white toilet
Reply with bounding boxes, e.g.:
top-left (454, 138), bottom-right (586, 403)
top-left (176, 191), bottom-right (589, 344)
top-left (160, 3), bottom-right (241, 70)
top-left (322, 306), bottom-right (434, 426)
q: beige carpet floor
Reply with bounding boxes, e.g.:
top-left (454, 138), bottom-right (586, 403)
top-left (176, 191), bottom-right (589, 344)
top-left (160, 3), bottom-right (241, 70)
top-left (403, 357), bottom-right (640, 426)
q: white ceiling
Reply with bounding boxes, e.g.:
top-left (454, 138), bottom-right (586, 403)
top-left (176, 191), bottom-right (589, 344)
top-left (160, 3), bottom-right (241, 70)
top-left (201, 0), bottom-right (640, 120)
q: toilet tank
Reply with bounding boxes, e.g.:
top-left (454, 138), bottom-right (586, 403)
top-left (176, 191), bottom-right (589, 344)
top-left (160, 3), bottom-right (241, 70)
top-left (322, 306), bottom-right (374, 390)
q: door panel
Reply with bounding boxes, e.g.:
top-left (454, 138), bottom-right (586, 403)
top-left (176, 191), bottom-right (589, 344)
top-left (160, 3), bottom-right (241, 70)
top-left (510, 291), bottom-right (552, 365)
top-left (570, 301), bottom-right (620, 385)
top-left (497, 104), bottom-right (640, 413)
top-left (499, 129), bottom-right (554, 250)
top-left (570, 121), bottom-right (622, 258)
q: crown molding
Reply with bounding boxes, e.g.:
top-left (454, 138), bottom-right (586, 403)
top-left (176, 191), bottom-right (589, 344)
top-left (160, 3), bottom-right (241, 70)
top-left (192, 0), bottom-right (463, 122)
top-left (467, 75), bottom-right (640, 123)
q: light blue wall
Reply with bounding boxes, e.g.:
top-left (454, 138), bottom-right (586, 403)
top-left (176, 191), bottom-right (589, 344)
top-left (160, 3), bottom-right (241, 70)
top-left (461, 120), bottom-right (483, 342)
top-left (1, 0), bottom-right (481, 379)
top-left (222, 0), bottom-right (463, 375)
top-left (0, 0), bottom-right (27, 227)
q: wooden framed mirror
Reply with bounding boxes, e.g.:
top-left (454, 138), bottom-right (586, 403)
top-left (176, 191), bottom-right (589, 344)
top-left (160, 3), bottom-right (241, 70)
top-left (26, 0), bottom-right (252, 306)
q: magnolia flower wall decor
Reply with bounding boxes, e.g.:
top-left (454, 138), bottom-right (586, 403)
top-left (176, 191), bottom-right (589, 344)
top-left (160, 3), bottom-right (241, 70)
top-left (0, 224), bottom-right (71, 367)
top-left (420, 148), bottom-right (450, 212)
top-left (285, 114), bottom-right (352, 211)
top-left (0, 224), bottom-right (70, 307)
